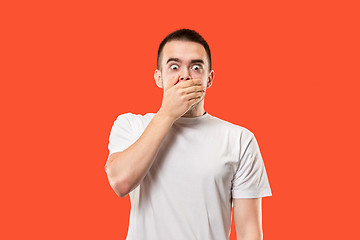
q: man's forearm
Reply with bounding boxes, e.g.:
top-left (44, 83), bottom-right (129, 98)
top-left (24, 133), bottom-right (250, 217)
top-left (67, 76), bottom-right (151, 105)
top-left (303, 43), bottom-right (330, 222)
top-left (107, 111), bottom-right (175, 197)
top-left (237, 234), bottom-right (263, 240)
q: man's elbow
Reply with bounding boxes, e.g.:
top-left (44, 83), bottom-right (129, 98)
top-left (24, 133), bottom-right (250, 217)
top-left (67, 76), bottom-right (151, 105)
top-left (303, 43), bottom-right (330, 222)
top-left (111, 179), bottom-right (130, 198)
top-left (107, 172), bottom-right (130, 198)
top-left (106, 161), bottom-right (130, 198)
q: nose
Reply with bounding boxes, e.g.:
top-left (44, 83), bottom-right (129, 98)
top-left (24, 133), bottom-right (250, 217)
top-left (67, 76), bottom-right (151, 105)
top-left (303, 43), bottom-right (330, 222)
top-left (179, 69), bottom-right (191, 81)
top-left (179, 76), bottom-right (191, 81)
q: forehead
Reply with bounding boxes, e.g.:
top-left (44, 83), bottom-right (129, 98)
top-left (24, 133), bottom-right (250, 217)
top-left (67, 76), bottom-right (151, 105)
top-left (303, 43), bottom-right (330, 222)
top-left (161, 40), bottom-right (207, 64)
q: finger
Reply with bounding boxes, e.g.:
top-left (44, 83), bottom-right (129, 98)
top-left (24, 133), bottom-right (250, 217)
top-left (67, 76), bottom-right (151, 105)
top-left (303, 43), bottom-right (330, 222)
top-left (179, 78), bottom-right (203, 88)
top-left (187, 89), bottom-right (204, 99)
top-left (165, 75), bottom-right (180, 90)
top-left (184, 85), bottom-right (204, 95)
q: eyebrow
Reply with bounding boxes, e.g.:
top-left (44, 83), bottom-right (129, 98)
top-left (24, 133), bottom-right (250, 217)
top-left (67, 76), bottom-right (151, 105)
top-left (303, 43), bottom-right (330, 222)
top-left (166, 58), bottom-right (204, 65)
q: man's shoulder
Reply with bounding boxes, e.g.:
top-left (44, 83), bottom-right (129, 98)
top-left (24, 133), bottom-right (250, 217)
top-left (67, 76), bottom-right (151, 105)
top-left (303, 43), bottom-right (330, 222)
top-left (115, 112), bottom-right (156, 121)
top-left (208, 114), bottom-right (255, 139)
top-left (113, 112), bottom-right (156, 130)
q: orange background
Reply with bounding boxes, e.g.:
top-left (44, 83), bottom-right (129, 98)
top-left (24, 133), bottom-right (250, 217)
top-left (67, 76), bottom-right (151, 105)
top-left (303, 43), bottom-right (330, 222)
top-left (1, 0), bottom-right (359, 239)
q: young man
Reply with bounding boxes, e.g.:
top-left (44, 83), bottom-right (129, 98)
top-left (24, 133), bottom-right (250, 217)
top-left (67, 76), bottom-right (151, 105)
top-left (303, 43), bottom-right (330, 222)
top-left (105, 29), bottom-right (272, 240)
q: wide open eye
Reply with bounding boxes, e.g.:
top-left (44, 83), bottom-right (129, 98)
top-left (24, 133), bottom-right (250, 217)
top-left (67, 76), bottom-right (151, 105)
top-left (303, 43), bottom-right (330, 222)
top-left (170, 64), bottom-right (179, 70)
top-left (192, 64), bottom-right (201, 71)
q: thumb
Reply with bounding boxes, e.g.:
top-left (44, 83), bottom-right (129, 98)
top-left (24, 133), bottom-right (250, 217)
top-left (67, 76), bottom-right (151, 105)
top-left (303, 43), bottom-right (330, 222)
top-left (165, 75), bottom-right (180, 90)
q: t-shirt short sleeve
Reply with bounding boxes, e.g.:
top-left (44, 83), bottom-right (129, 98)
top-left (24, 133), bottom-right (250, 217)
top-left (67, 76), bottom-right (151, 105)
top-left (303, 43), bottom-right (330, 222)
top-left (105, 113), bottom-right (135, 172)
top-left (231, 133), bottom-right (272, 198)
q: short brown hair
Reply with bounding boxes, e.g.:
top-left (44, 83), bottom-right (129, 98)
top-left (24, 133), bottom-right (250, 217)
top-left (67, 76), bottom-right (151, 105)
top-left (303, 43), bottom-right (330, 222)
top-left (157, 28), bottom-right (211, 72)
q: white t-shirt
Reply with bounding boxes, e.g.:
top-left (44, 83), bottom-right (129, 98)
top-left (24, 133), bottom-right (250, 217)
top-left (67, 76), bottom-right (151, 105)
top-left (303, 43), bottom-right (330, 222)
top-left (105, 112), bottom-right (272, 240)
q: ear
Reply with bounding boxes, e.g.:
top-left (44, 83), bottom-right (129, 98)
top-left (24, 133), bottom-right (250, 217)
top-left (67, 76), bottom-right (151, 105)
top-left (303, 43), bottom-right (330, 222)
top-left (206, 70), bottom-right (215, 88)
top-left (154, 69), bottom-right (163, 88)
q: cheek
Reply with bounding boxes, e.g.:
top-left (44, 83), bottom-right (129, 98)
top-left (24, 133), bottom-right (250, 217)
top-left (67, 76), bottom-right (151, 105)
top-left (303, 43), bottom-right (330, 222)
top-left (191, 70), bottom-right (205, 79)
top-left (165, 71), bottom-right (182, 82)
top-left (162, 74), bottom-right (178, 88)
top-left (162, 70), bottom-right (174, 80)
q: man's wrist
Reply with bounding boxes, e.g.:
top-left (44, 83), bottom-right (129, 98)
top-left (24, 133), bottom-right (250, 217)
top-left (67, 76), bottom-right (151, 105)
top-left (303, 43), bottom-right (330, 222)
top-left (155, 110), bottom-right (176, 125)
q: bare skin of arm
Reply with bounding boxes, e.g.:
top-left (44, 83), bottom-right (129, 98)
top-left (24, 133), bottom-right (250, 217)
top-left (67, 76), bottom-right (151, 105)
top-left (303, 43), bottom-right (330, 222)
top-left (106, 76), bottom-right (205, 197)
top-left (234, 198), bottom-right (263, 240)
